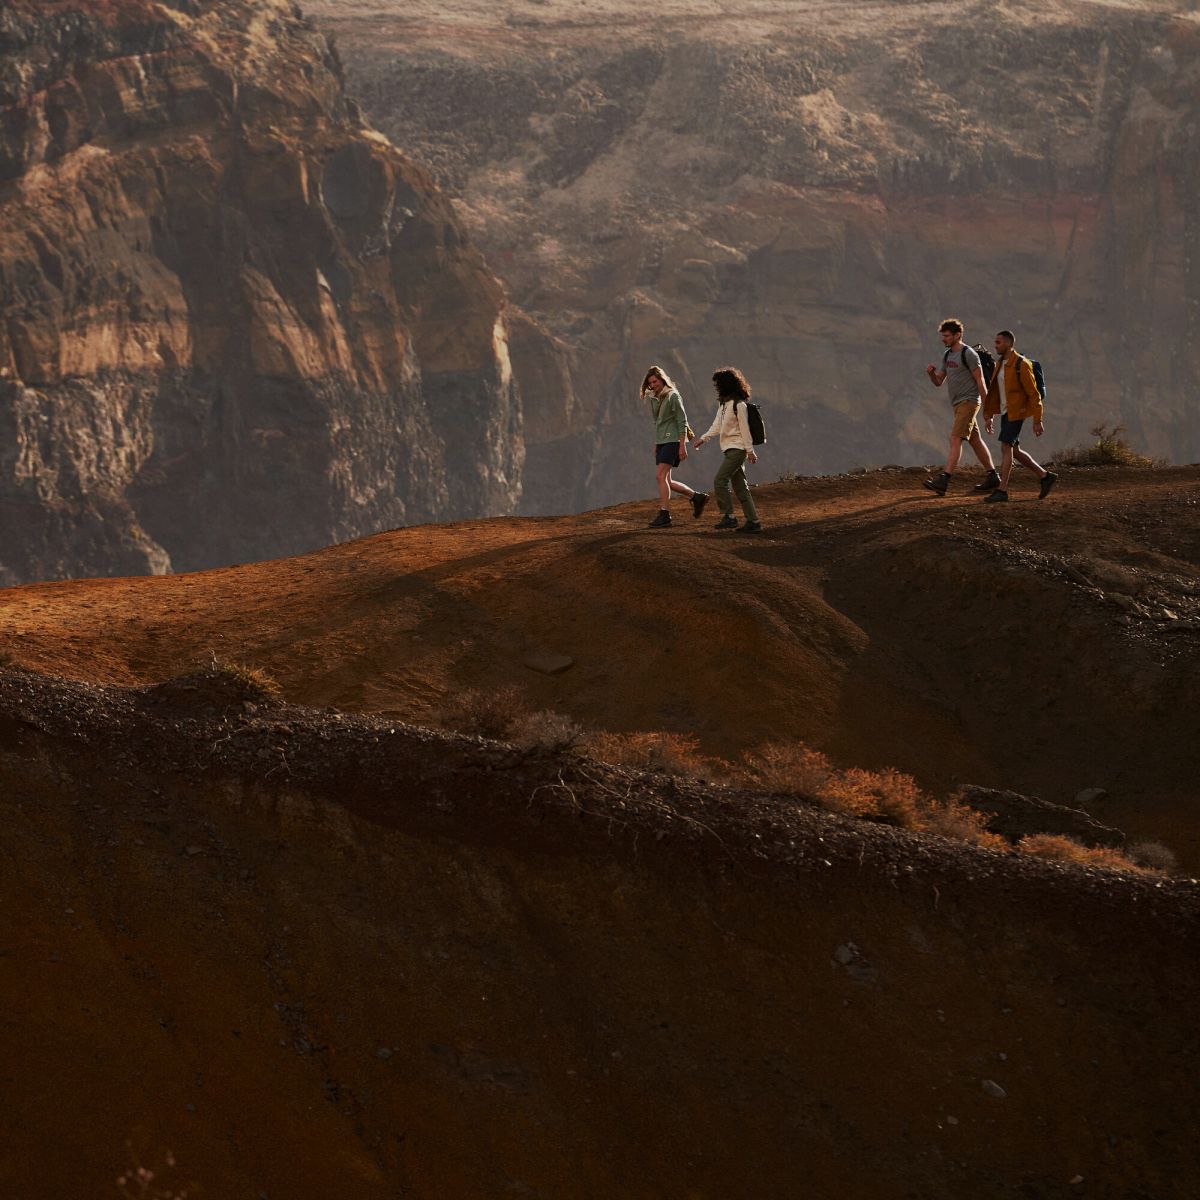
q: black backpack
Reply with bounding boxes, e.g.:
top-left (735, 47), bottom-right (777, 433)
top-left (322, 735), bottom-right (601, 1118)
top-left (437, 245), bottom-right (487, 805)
top-left (746, 401), bottom-right (766, 445)
top-left (944, 343), bottom-right (995, 389)
top-left (732, 398), bottom-right (767, 446)
top-left (1022, 354), bottom-right (1046, 400)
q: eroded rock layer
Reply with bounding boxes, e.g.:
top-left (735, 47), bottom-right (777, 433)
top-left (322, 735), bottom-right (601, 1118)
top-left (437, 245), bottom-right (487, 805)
top-left (315, 0), bottom-right (1200, 511)
top-left (0, 0), bottom-right (522, 582)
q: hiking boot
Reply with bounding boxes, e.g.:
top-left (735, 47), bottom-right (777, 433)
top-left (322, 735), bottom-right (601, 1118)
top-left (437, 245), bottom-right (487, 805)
top-left (736, 520), bottom-right (763, 534)
top-left (973, 469), bottom-right (1001, 493)
top-left (690, 491), bottom-right (710, 519)
top-left (983, 489), bottom-right (1009, 503)
top-left (1038, 471), bottom-right (1059, 500)
top-left (648, 510), bottom-right (672, 528)
top-left (714, 514), bottom-right (739, 530)
top-left (922, 472), bottom-right (952, 496)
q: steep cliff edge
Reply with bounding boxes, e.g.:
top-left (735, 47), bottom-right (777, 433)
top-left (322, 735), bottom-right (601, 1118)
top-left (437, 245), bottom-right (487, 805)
top-left (0, 0), bottom-right (523, 583)
top-left (314, 0), bottom-right (1200, 512)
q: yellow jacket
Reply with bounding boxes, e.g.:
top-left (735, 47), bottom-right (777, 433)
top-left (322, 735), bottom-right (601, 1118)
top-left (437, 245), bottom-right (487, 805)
top-left (985, 353), bottom-right (1043, 422)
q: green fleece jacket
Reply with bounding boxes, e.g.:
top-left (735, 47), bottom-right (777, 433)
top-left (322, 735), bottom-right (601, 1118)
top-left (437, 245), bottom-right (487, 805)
top-left (650, 388), bottom-right (688, 443)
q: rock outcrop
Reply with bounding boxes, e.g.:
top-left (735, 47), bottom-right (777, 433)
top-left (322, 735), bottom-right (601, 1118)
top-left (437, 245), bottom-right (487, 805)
top-left (319, 0), bottom-right (1200, 512)
top-left (0, 0), bottom-right (523, 583)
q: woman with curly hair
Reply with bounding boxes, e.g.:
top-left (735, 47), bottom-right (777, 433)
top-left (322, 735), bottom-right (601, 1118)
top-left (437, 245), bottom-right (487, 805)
top-left (642, 365), bottom-right (708, 528)
top-left (692, 366), bottom-right (762, 532)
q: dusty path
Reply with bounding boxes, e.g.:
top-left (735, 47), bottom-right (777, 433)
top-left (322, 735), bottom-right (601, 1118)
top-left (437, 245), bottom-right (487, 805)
top-left (3, 464), bottom-right (1199, 855)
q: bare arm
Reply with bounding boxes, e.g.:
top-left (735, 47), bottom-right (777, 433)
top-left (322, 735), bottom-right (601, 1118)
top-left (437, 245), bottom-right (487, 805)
top-left (926, 364), bottom-right (946, 387)
top-left (971, 366), bottom-right (987, 403)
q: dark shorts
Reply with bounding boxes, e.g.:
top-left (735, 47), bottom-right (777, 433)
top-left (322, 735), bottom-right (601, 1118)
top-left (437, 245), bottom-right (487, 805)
top-left (655, 442), bottom-right (681, 467)
top-left (999, 415), bottom-right (1025, 445)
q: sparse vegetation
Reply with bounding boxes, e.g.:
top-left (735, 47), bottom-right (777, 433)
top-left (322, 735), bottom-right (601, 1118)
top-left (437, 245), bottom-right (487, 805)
top-left (1052, 424), bottom-right (1158, 468)
top-left (511, 709), bottom-right (584, 755)
top-left (437, 685), bottom-right (529, 739)
top-left (743, 742), bottom-right (1005, 849)
top-left (207, 657), bottom-right (282, 700)
top-left (1015, 833), bottom-right (1157, 874)
top-left (1124, 839), bottom-right (1178, 873)
top-left (580, 730), bottom-right (719, 777)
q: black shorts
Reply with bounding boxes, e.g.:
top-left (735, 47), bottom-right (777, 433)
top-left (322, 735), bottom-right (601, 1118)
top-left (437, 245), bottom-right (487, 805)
top-left (655, 442), bottom-right (681, 467)
top-left (999, 415), bottom-right (1025, 445)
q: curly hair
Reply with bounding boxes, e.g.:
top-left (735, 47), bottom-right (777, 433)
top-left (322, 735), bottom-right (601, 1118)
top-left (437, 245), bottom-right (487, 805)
top-left (712, 366), bottom-right (750, 404)
top-left (939, 317), bottom-right (963, 336)
top-left (641, 364), bottom-right (676, 395)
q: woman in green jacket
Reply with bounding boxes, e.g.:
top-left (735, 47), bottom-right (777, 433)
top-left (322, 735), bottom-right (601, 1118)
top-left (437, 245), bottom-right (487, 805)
top-left (642, 364), bottom-right (708, 528)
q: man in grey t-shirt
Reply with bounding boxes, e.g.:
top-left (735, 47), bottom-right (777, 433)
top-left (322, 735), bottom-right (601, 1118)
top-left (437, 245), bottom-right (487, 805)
top-left (921, 317), bottom-right (999, 496)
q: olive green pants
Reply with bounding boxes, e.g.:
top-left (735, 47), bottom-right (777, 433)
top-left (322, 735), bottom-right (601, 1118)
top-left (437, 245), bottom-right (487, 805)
top-left (714, 448), bottom-right (758, 520)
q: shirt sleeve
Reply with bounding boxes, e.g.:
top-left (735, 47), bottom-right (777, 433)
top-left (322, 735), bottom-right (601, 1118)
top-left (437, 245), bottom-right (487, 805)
top-left (962, 346), bottom-right (981, 373)
top-left (701, 405), bottom-right (723, 441)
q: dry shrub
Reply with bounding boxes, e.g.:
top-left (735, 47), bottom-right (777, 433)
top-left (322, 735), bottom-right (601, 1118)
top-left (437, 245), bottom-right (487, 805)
top-left (1016, 833), bottom-right (1154, 873)
top-left (210, 658), bottom-right (281, 699)
top-left (512, 709), bottom-right (584, 755)
top-left (438, 685), bottom-right (528, 739)
top-left (920, 800), bottom-right (1008, 850)
top-left (1126, 840), bottom-right (1178, 873)
top-left (1052, 424), bottom-right (1157, 468)
top-left (745, 742), bottom-right (1010, 849)
top-left (582, 730), bottom-right (713, 777)
top-left (746, 743), bottom-right (834, 796)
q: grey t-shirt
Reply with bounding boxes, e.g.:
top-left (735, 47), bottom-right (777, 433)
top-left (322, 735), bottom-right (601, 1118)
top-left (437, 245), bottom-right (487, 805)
top-left (942, 344), bottom-right (982, 406)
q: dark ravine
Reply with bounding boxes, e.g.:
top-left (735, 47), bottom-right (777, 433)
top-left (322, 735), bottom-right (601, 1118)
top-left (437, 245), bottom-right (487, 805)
top-left (1, 667), bottom-right (1198, 1198)
top-left (0, 0), bottom-right (529, 584)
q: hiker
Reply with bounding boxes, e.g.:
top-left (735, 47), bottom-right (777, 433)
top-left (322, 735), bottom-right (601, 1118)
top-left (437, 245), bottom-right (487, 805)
top-left (691, 366), bottom-right (762, 533)
top-left (643, 365), bottom-right (707, 528)
top-left (981, 330), bottom-right (1058, 502)
top-left (922, 318), bottom-right (1000, 496)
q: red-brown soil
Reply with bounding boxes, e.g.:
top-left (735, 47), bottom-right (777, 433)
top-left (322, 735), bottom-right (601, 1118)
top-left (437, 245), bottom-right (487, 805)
top-left (2, 466), bottom-right (1199, 1197)
top-left (3, 465), bottom-right (1199, 857)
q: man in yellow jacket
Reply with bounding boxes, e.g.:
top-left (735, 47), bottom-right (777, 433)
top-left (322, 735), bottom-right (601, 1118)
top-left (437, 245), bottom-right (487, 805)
top-left (981, 330), bottom-right (1058, 503)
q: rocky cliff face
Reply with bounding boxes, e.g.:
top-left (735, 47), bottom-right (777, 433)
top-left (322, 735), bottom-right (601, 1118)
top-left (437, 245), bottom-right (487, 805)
top-left (316, 0), bottom-right (1200, 512)
top-left (0, 0), bottom-right (523, 583)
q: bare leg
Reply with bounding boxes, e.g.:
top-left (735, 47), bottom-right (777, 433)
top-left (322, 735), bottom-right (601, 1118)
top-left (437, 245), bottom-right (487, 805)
top-left (669, 477), bottom-right (695, 498)
top-left (997, 443), bottom-right (1016, 490)
top-left (944, 434), bottom-right (966, 474)
top-left (967, 425), bottom-right (996, 471)
top-left (1013, 444), bottom-right (1047, 478)
top-left (656, 464), bottom-right (671, 508)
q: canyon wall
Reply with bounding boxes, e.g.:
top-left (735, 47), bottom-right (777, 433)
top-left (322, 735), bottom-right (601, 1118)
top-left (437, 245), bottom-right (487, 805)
top-left (0, 0), bottom-right (525, 583)
top-left (318, 0), bottom-right (1200, 512)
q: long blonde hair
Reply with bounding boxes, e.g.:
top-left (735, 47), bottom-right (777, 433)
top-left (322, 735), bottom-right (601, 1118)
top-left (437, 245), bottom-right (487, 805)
top-left (641, 364), bottom-right (676, 396)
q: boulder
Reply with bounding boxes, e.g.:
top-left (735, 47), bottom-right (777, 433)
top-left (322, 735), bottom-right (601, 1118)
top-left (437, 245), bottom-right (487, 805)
top-left (957, 785), bottom-right (1124, 848)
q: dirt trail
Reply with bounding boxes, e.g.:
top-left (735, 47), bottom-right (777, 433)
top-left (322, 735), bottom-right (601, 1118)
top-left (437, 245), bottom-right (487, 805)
top-left (3, 465), bottom-right (1199, 858)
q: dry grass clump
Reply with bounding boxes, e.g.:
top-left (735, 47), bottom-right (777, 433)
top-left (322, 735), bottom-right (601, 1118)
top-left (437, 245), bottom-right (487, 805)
top-left (581, 731), bottom-right (717, 777)
top-left (1052, 423), bottom-right (1158, 468)
top-left (437, 685), bottom-right (529, 740)
top-left (1126, 839), bottom-right (1178, 873)
top-left (209, 658), bottom-right (281, 699)
top-left (744, 742), bottom-right (1005, 848)
top-left (511, 709), bottom-right (584, 755)
top-left (1015, 833), bottom-right (1157, 873)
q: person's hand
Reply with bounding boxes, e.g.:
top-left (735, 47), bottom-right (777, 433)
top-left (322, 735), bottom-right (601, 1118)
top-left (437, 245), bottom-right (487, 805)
top-left (985, 416), bottom-right (994, 435)
top-left (747, 449), bottom-right (758, 465)
top-left (926, 364), bottom-right (936, 375)
top-left (679, 444), bottom-right (688, 462)
top-left (692, 437), bottom-right (706, 449)
top-left (1033, 421), bottom-right (1045, 437)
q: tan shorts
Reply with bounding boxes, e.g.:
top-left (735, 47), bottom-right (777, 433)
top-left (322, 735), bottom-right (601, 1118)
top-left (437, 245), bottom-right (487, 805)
top-left (951, 400), bottom-right (980, 440)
